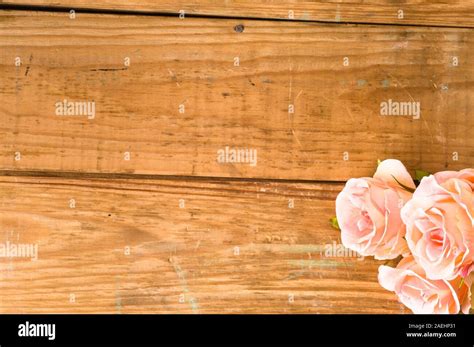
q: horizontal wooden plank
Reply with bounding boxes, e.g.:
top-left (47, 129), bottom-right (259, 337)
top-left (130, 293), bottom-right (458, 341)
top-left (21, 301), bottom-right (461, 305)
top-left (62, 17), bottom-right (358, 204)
top-left (2, 0), bottom-right (474, 27)
top-left (0, 174), bottom-right (413, 313)
top-left (0, 11), bottom-right (473, 181)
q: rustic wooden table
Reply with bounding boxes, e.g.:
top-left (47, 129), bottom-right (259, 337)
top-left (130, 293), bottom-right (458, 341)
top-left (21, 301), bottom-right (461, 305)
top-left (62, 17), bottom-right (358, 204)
top-left (0, 0), bottom-right (473, 313)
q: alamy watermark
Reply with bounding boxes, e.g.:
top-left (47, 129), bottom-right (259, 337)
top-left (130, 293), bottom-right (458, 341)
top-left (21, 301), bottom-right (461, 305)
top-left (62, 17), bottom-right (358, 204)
top-left (0, 241), bottom-right (38, 261)
top-left (321, 241), bottom-right (364, 261)
top-left (380, 99), bottom-right (420, 119)
top-left (18, 321), bottom-right (55, 340)
top-left (217, 146), bottom-right (257, 167)
top-left (55, 99), bottom-right (95, 119)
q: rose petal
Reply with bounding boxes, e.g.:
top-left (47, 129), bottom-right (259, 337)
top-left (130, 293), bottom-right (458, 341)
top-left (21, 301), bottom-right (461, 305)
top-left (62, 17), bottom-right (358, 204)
top-left (374, 159), bottom-right (416, 189)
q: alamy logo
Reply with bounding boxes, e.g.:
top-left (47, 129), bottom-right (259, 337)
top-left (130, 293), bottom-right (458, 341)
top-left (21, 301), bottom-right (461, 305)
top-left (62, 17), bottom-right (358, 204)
top-left (217, 146), bottom-right (257, 167)
top-left (380, 99), bottom-right (420, 119)
top-left (55, 99), bottom-right (95, 119)
top-left (18, 321), bottom-right (55, 340)
top-left (321, 242), bottom-right (364, 261)
top-left (0, 241), bottom-right (38, 261)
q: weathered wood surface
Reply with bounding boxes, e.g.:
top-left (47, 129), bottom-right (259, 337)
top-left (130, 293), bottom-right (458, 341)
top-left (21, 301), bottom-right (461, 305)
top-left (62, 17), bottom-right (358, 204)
top-left (0, 5), bottom-right (473, 315)
top-left (1, 11), bottom-right (473, 181)
top-left (0, 175), bottom-right (415, 313)
top-left (1, 0), bottom-right (474, 27)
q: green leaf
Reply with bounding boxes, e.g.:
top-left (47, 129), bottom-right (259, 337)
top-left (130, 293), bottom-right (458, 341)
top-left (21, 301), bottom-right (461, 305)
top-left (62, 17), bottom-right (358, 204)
top-left (330, 216), bottom-right (340, 230)
top-left (391, 175), bottom-right (416, 193)
top-left (415, 169), bottom-right (430, 181)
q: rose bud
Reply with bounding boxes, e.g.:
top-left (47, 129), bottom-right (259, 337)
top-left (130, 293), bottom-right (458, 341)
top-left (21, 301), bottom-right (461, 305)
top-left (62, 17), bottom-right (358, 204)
top-left (336, 159), bottom-right (415, 260)
top-left (378, 256), bottom-right (471, 314)
top-left (401, 169), bottom-right (474, 280)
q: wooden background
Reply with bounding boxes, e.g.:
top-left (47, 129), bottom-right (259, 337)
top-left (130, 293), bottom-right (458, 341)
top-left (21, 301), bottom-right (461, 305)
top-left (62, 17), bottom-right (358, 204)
top-left (0, 1), bottom-right (473, 313)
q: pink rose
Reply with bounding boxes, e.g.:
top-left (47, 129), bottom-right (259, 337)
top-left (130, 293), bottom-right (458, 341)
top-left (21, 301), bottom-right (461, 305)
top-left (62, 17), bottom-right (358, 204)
top-left (401, 169), bottom-right (474, 280)
top-left (336, 159), bottom-right (415, 260)
top-left (378, 256), bottom-right (471, 314)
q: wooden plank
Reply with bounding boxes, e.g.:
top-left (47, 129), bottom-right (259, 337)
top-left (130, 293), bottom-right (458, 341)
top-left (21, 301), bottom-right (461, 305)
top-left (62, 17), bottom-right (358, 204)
top-left (0, 174), bottom-right (412, 313)
top-left (0, 11), bottom-right (473, 181)
top-left (2, 0), bottom-right (474, 27)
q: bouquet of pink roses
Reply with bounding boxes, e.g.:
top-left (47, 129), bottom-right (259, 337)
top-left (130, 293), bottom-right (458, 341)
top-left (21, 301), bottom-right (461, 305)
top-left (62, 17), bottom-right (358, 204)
top-left (335, 159), bottom-right (473, 314)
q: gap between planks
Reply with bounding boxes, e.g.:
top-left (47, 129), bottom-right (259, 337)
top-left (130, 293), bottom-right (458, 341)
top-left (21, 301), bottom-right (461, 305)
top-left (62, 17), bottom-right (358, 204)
top-left (0, 170), bottom-right (347, 185)
top-left (3, 0), bottom-right (474, 29)
top-left (0, 3), bottom-right (474, 29)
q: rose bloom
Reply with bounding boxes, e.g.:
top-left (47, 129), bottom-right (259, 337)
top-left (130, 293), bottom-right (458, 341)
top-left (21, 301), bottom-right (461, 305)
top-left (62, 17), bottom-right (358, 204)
top-left (401, 169), bottom-right (474, 280)
top-left (336, 159), bottom-right (414, 260)
top-left (379, 256), bottom-right (471, 314)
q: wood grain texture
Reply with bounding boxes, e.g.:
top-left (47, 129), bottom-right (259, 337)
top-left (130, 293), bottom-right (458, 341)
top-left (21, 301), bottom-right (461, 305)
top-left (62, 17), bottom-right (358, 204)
top-left (0, 11), bottom-right (473, 181)
top-left (1, 7), bottom-right (473, 315)
top-left (0, 174), bottom-right (415, 313)
top-left (2, 0), bottom-right (474, 27)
